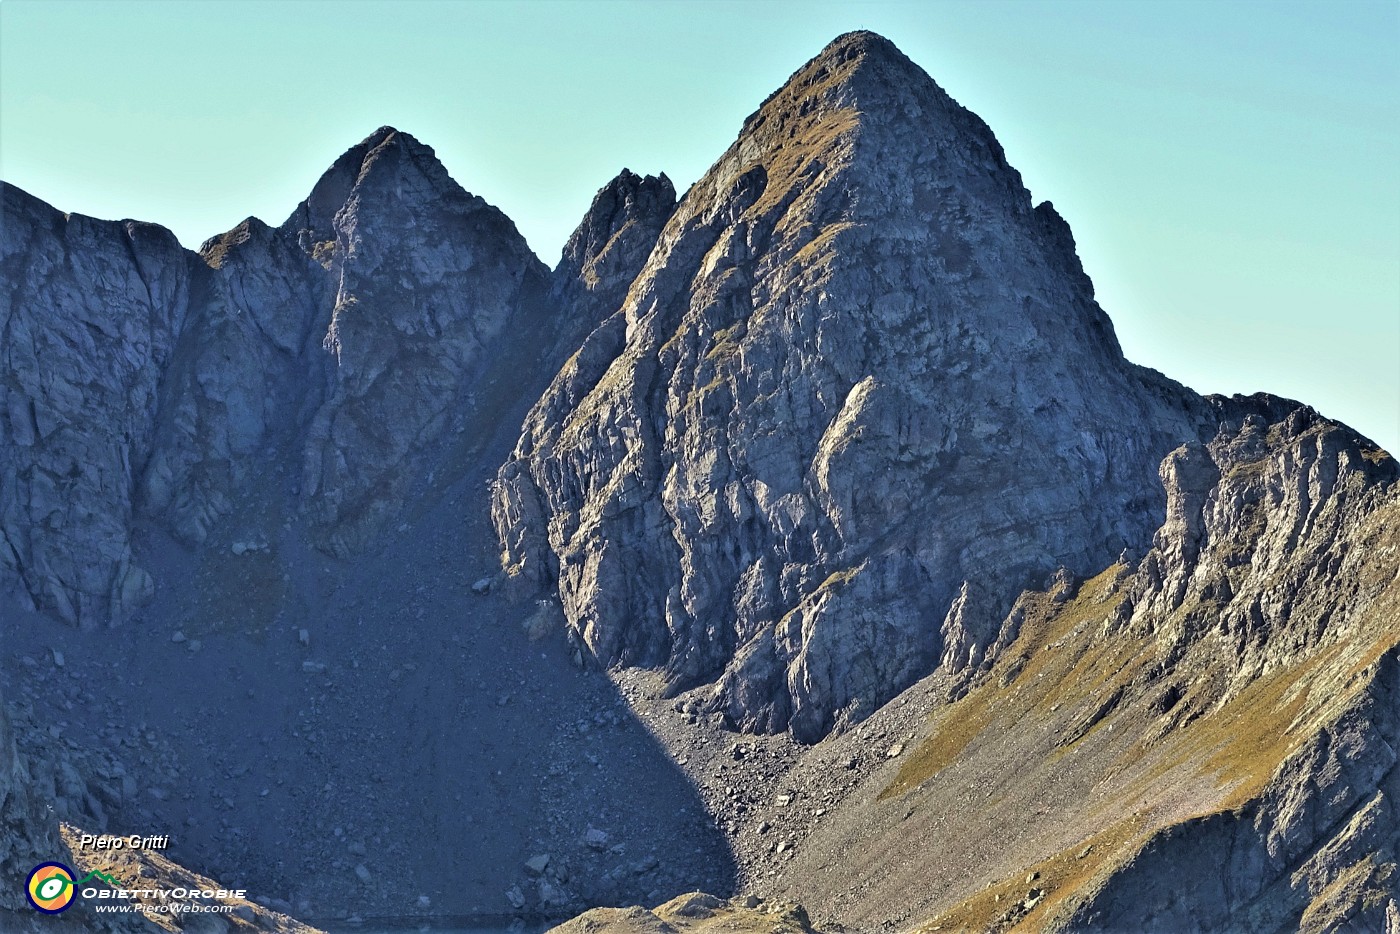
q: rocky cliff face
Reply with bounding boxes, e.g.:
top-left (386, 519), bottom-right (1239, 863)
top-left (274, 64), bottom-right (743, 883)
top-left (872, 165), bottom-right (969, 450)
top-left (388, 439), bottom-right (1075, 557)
top-left (1, 189), bottom-right (189, 626)
top-left (552, 168), bottom-right (677, 332)
top-left (738, 406), bottom-right (1399, 932)
top-left (493, 31), bottom-right (1260, 742)
top-left (3, 26), bottom-right (1395, 934)
top-left (1047, 409), bottom-right (1400, 933)
top-left (155, 126), bottom-right (549, 557)
top-left (2, 127), bottom-right (548, 625)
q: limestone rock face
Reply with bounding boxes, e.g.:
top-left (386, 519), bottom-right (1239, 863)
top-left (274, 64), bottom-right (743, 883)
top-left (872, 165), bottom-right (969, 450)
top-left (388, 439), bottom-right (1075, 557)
top-left (495, 169), bottom-right (677, 604)
top-left (493, 31), bottom-right (1254, 741)
top-left (1, 186), bottom-right (190, 627)
top-left (745, 406), bottom-right (1397, 932)
top-left (283, 127), bottom-right (549, 554)
top-left (553, 168), bottom-right (677, 329)
top-left (1126, 406), bottom-right (1396, 660)
top-left (1053, 409), bottom-right (1400, 932)
top-left (2, 126), bottom-right (549, 622)
top-left (141, 214), bottom-right (328, 546)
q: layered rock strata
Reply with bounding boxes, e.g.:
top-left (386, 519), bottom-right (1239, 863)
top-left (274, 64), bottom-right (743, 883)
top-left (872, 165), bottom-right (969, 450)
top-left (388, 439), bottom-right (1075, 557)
top-left (493, 31), bottom-right (1278, 741)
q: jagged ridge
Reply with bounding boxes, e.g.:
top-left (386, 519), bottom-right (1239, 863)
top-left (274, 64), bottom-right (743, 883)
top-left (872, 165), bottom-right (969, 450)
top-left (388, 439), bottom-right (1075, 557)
top-left (1, 127), bottom-right (549, 625)
top-left (491, 31), bottom-right (1284, 742)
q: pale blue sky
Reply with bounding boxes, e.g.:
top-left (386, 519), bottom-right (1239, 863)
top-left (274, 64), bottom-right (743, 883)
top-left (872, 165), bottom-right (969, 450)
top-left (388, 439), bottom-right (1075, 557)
top-left (2, 0), bottom-right (1397, 453)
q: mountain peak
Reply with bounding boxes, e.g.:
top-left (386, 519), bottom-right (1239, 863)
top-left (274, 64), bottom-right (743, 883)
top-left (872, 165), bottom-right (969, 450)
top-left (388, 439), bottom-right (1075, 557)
top-left (280, 125), bottom-right (461, 243)
top-left (717, 29), bottom-right (1021, 234)
top-left (553, 167), bottom-right (677, 321)
top-left (743, 30), bottom-right (935, 127)
top-left (356, 125), bottom-right (441, 163)
top-left (364, 124), bottom-right (400, 146)
top-left (816, 29), bottom-right (909, 65)
top-left (497, 29), bottom-right (1220, 745)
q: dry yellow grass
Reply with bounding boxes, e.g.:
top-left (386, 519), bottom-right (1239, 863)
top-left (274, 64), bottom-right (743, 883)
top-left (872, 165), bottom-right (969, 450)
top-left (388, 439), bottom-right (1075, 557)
top-left (882, 565), bottom-right (1128, 799)
top-left (891, 542), bottom-right (1397, 933)
top-left (911, 819), bottom-right (1149, 934)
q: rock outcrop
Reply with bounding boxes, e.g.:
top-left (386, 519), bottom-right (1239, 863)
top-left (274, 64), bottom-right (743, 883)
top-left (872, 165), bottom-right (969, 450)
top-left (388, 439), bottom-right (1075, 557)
top-left (0, 688), bottom-right (150, 932)
top-left (1, 187), bottom-right (189, 626)
top-left (2, 127), bottom-right (549, 624)
top-left (548, 891), bottom-right (822, 934)
top-left (493, 31), bottom-right (1266, 741)
top-left (1047, 409), bottom-right (1400, 933)
top-left (756, 407), bottom-right (1398, 932)
top-left (0, 687), bottom-right (62, 924)
top-left (552, 168), bottom-right (677, 333)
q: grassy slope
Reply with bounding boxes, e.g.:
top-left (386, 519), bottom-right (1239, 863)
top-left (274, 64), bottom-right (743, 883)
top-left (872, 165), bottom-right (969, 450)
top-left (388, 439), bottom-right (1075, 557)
top-left (895, 497), bottom-right (1399, 933)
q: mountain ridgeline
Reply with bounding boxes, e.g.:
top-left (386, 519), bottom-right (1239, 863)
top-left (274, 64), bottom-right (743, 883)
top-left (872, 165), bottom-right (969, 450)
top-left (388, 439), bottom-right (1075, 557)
top-left (2, 30), bottom-right (1395, 934)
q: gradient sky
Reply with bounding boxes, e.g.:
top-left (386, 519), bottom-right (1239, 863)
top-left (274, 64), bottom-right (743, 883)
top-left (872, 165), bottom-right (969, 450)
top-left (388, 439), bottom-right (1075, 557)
top-left (3, 0), bottom-right (1397, 453)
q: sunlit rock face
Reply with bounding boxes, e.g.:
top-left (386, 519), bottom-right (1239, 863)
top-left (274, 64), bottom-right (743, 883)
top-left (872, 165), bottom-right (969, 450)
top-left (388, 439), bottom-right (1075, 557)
top-left (493, 31), bottom-right (1263, 741)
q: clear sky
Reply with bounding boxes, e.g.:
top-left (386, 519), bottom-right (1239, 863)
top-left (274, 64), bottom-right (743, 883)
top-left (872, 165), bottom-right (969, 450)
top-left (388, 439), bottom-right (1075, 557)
top-left (3, 0), bottom-right (1397, 453)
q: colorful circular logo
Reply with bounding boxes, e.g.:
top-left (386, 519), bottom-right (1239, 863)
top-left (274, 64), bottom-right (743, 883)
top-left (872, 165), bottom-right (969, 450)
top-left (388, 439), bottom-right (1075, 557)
top-left (26, 862), bottom-right (76, 913)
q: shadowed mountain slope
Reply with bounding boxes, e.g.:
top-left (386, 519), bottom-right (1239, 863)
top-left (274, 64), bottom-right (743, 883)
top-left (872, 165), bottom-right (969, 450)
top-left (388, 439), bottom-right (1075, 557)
top-left (1, 129), bottom-right (730, 925)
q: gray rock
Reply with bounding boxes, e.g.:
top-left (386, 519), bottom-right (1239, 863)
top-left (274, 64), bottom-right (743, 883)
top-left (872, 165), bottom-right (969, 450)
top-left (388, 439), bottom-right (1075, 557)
top-left (281, 128), bottom-right (550, 557)
top-left (492, 30), bottom-right (1245, 743)
top-left (1052, 412), bottom-right (1400, 932)
top-left (0, 687), bottom-right (67, 918)
top-left (1, 186), bottom-right (185, 628)
top-left (538, 878), bottom-right (568, 907)
top-left (2, 125), bottom-right (552, 625)
top-left (1, 28), bottom-right (1393, 934)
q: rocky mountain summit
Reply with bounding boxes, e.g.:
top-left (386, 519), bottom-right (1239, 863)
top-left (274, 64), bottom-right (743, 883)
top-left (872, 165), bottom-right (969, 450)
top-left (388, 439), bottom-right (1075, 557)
top-left (2, 27), bottom-right (1395, 934)
top-left (2, 126), bottom-right (548, 626)
top-left (493, 31), bottom-right (1277, 742)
